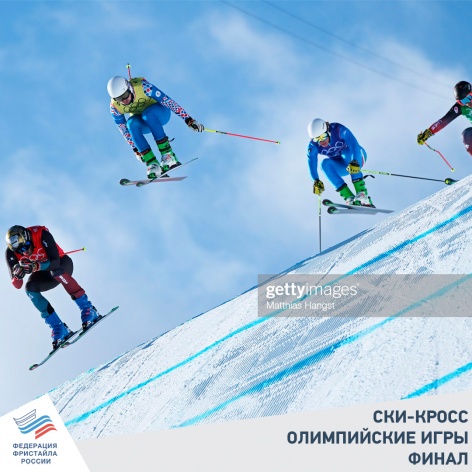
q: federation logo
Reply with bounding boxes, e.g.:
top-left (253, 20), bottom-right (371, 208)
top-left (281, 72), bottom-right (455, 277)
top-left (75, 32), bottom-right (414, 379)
top-left (13, 409), bottom-right (57, 440)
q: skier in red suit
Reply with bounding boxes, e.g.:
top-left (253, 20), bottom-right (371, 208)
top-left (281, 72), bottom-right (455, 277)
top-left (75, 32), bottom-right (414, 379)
top-left (5, 225), bottom-right (98, 350)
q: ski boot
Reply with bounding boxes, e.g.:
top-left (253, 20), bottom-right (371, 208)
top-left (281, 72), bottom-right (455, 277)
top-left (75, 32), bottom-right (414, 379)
top-left (337, 183), bottom-right (356, 205)
top-left (156, 137), bottom-right (181, 173)
top-left (140, 149), bottom-right (162, 180)
top-left (44, 311), bottom-right (73, 350)
top-left (75, 294), bottom-right (99, 329)
top-left (147, 163), bottom-right (162, 180)
top-left (353, 178), bottom-right (375, 207)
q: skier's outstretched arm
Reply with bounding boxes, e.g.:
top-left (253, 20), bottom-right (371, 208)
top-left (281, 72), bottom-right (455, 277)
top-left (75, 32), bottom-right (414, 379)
top-left (141, 78), bottom-right (204, 132)
top-left (418, 105), bottom-right (462, 144)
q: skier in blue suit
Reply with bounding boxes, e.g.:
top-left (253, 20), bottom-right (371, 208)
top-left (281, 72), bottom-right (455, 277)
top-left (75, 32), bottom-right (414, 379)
top-left (307, 118), bottom-right (374, 207)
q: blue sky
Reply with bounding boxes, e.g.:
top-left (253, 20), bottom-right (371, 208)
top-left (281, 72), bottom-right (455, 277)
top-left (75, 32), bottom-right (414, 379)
top-left (1, 1), bottom-right (471, 416)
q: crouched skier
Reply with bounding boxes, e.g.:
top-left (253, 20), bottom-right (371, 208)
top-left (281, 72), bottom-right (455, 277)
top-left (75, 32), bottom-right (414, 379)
top-left (5, 225), bottom-right (98, 350)
top-left (307, 118), bottom-right (374, 207)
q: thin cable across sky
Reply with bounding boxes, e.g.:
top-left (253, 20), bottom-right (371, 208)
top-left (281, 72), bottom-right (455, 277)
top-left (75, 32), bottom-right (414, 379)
top-left (221, 1), bottom-right (450, 102)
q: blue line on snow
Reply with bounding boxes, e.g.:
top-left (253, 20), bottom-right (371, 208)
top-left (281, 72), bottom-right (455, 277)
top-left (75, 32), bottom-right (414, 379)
top-left (403, 361), bottom-right (472, 399)
top-left (346, 204), bottom-right (472, 274)
top-left (64, 317), bottom-right (268, 427)
top-left (178, 275), bottom-right (472, 427)
top-left (64, 204), bottom-right (472, 427)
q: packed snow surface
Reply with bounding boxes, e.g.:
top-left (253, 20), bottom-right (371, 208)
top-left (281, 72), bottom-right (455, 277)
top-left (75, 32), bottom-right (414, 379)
top-left (49, 176), bottom-right (472, 439)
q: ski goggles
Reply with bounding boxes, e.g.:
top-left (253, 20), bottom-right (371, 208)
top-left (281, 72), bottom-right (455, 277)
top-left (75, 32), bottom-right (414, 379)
top-left (17, 241), bottom-right (32, 254)
top-left (7, 236), bottom-right (30, 253)
top-left (457, 92), bottom-right (472, 106)
top-left (115, 89), bottom-right (132, 103)
top-left (313, 131), bottom-right (330, 143)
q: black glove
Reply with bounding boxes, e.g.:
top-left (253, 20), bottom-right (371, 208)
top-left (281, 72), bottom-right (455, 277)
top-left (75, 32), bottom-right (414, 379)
top-left (346, 160), bottom-right (361, 174)
top-left (417, 128), bottom-right (434, 145)
top-left (313, 179), bottom-right (325, 195)
top-left (12, 264), bottom-right (25, 280)
top-left (19, 260), bottom-right (40, 274)
top-left (185, 117), bottom-right (204, 132)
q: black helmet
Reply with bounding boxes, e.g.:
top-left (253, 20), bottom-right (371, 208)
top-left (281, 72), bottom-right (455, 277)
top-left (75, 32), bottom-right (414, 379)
top-left (5, 225), bottom-right (32, 253)
top-left (454, 81), bottom-right (472, 101)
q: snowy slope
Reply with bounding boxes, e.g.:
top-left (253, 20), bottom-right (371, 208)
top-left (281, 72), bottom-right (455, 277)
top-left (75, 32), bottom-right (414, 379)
top-left (49, 176), bottom-right (472, 439)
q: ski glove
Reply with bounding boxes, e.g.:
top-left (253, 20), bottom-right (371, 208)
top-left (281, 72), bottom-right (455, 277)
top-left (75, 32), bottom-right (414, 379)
top-left (313, 179), bottom-right (325, 195)
top-left (346, 160), bottom-right (361, 174)
top-left (185, 117), bottom-right (204, 133)
top-left (12, 264), bottom-right (25, 280)
top-left (20, 260), bottom-right (40, 274)
top-left (417, 128), bottom-right (434, 145)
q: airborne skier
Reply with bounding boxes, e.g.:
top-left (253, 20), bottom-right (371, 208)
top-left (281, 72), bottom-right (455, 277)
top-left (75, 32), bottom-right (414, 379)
top-left (417, 80), bottom-right (472, 157)
top-left (5, 225), bottom-right (99, 349)
top-left (307, 118), bottom-right (375, 207)
top-left (107, 75), bottom-right (205, 180)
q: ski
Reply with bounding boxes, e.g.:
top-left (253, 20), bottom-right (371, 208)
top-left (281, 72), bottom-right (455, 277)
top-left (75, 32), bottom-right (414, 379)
top-left (327, 206), bottom-right (387, 215)
top-left (29, 306), bottom-right (119, 371)
top-left (63, 306), bottom-right (119, 347)
top-left (322, 199), bottom-right (393, 215)
top-left (29, 330), bottom-right (77, 371)
top-left (120, 176), bottom-right (187, 186)
top-left (120, 158), bottom-right (198, 187)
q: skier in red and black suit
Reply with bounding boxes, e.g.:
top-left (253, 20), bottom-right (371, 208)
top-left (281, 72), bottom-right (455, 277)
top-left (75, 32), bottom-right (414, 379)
top-left (5, 225), bottom-right (98, 350)
top-left (417, 81), bottom-right (472, 156)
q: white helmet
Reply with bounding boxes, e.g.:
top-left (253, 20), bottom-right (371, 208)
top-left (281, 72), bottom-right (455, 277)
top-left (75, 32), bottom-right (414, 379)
top-left (307, 118), bottom-right (328, 140)
top-left (107, 76), bottom-right (131, 99)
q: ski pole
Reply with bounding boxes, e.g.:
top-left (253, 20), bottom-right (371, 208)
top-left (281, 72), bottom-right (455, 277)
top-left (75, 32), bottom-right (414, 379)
top-left (65, 247), bottom-right (86, 255)
top-left (318, 195), bottom-right (322, 254)
top-left (425, 143), bottom-right (455, 172)
top-left (204, 128), bottom-right (280, 144)
top-left (362, 169), bottom-right (457, 186)
top-left (126, 63), bottom-right (132, 80)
